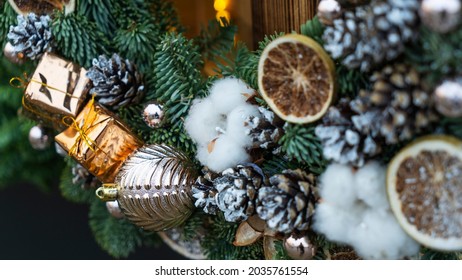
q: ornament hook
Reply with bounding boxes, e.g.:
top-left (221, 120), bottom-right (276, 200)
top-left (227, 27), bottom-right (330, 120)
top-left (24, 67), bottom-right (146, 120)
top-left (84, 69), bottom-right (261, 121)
top-left (96, 184), bottom-right (119, 201)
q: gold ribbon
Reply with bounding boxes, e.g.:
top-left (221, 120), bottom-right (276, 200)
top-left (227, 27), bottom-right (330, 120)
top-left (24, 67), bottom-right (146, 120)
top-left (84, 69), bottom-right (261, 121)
top-left (10, 73), bottom-right (78, 99)
top-left (62, 96), bottom-right (103, 156)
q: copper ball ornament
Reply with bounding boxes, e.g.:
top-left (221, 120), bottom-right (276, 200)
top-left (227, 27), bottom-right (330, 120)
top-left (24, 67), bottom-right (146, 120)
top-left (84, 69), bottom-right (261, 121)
top-left (283, 234), bottom-right (317, 260)
top-left (143, 102), bottom-right (165, 128)
top-left (420, 0), bottom-right (461, 33)
top-left (434, 79), bottom-right (462, 117)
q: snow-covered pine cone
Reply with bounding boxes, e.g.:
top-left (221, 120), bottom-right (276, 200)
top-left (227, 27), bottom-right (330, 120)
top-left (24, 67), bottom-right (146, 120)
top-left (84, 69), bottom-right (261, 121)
top-left (72, 164), bottom-right (100, 190)
top-left (351, 64), bottom-right (438, 144)
top-left (192, 168), bottom-right (220, 215)
top-left (214, 164), bottom-right (268, 223)
top-left (7, 13), bottom-right (53, 60)
top-left (86, 54), bottom-right (145, 110)
top-left (257, 169), bottom-right (319, 234)
top-left (245, 106), bottom-right (284, 151)
top-left (315, 98), bottom-right (382, 167)
top-left (323, 0), bottom-right (420, 72)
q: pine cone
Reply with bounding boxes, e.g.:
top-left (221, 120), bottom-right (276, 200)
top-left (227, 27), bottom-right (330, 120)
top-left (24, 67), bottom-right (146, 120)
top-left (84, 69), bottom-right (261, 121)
top-left (257, 169), bottom-right (319, 234)
top-left (214, 164), bottom-right (268, 223)
top-left (323, 0), bottom-right (419, 72)
top-left (315, 98), bottom-right (382, 167)
top-left (191, 168), bottom-right (220, 215)
top-left (72, 164), bottom-right (100, 190)
top-left (351, 64), bottom-right (438, 144)
top-left (7, 13), bottom-right (53, 60)
top-left (86, 54), bottom-right (145, 110)
top-left (245, 107), bottom-right (284, 150)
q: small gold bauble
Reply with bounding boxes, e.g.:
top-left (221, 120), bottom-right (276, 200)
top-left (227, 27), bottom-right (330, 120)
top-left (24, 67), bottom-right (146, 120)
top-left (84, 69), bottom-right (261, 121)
top-left (97, 144), bottom-right (197, 232)
top-left (283, 234), bottom-right (317, 260)
top-left (434, 79), bottom-right (462, 117)
top-left (3, 42), bottom-right (24, 65)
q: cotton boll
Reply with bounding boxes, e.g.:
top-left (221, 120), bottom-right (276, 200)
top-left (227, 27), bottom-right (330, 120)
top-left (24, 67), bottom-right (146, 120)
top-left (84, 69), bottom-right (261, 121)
top-left (351, 210), bottom-right (419, 259)
top-left (354, 161), bottom-right (389, 209)
top-left (204, 135), bottom-right (250, 172)
top-left (319, 164), bottom-right (357, 208)
top-left (226, 104), bottom-right (261, 146)
top-left (313, 202), bottom-right (363, 242)
top-left (209, 77), bottom-right (254, 114)
top-left (185, 98), bottom-right (222, 145)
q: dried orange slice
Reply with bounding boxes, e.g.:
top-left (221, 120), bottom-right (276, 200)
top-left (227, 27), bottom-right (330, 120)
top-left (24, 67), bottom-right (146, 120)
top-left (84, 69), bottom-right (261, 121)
top-left (258, 34), bottom-right (336, 124)
top-left (387, 135), bottom-right (462, 251)
top-left (8, 0), bottom-right (75, 15)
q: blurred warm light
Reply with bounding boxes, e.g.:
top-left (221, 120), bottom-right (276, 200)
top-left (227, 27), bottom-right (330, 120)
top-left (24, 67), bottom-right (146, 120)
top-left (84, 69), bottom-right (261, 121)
top-left (214, 0), bottom-right (231, 25)
top-left (213, 0), bottom-right (228, 11)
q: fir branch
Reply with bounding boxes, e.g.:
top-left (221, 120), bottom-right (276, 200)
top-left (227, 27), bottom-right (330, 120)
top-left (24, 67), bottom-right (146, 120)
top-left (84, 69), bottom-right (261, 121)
top-left (89, 199), bottom-right (152, 258)
top-left (279, 124), bottom-right (327, 175)
top-left (114, 20), bottom-right (160, 74)
top-left (152, 33), bottom-right (205, 127)
top-left (0, 1), bottom-right (17, 49)
top-left (216, 42), bottom-right (259, 90)
top-left (261, 155), bottom-right (297, 176)
top-left (335, 64), bottom-right (370, 99)
top-left (148, 0), bottom-right (183, 33)
top-left (52, 11), bottom-right (109, 68)
top-left (419, 248), bottom-right (462, 260)
top-left (441, 117), bottom-right (462, 139)
top-left (147, 126), bottom-right (196, 158)
top-left (196, 18), bottom-right (237, 62)
top-left (77, 0), bottom-right (117, 37)
top-left (406, 26), bottom-right (462, 86)
top-left (59, 163), bottom-right (97, 204)
top-left (112, 0), bottom-right (152, 27)
top-left (272, 240), bottom-right (292, 260)
top-left (201, 213), bottom-right (264, 260)
top-left (300, 16), bottom-right (324, 45)
top-left (182, 211), bottom-right (207, 242)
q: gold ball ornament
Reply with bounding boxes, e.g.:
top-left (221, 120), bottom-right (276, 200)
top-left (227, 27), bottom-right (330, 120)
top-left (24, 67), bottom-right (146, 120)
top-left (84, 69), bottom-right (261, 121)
top-left (420, 0), bottom-right (461, 33)
top-left (3, 42), bottom-right (24, 65)
top-left (96, 144), bottom-right (197, 232)
top-left (28, 125), bottom-right (51, 150)
top-left (7, 0), bottom-right (75, 15)
top-left (434, 78), bottom-right (462, 117)
top-left (283, 234), bottom-right (317, 260)
top-left (158, 227), bottom-right (206, 260)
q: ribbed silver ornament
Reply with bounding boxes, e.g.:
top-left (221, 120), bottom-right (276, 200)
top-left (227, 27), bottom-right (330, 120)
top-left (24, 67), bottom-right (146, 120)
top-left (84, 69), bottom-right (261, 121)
top-left (97, 144), bottom-right (197, 232)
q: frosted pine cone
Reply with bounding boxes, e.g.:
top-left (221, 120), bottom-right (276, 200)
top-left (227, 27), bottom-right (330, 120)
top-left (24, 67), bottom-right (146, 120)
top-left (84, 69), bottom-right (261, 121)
top-left (214, 164), bottom-right (268, 223)
top-left (351, 64), bottom-right (438, 144)
top-left (72, 164), bottom-right (100, 190)
top-left (87, 54), bottom-right (145, 110)
top-left (245, 107), bottom-right (284, 151)
top-left (315, 98), bottom-right (382, 167)
top-left (7, 13), bottom-right (53, 60)
top-left (257, 169), bottom-right (319, 234)
top-left (192, 168), bottom-right (219, 215)
top-left (323, 0), bottom-right (420, 72)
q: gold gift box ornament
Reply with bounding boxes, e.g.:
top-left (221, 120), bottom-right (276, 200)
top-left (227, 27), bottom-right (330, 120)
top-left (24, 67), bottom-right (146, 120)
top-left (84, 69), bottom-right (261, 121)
top-left (21, 52), bottom-right (90, 131)
top-left (55, 98), bottom-right (143, 183)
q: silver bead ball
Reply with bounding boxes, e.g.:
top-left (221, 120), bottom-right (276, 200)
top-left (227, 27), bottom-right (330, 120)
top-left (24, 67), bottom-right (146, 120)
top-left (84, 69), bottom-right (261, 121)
top-left (106, 201), bottom-right (125, 219)
top-left (317, 0), bottom-right (342, 26)
top-left (3, 42), bottom-right (24, 64)
top-left (28, 125), bottom-right (51, 150)
top-left (143, 103), bottom-right (165, 128)
top-left (434, 79), bottom-right (462, 117)
top-left (283, 234), bottom-right (317, 260)
top-left (420, 0), bottom-right (461, 33)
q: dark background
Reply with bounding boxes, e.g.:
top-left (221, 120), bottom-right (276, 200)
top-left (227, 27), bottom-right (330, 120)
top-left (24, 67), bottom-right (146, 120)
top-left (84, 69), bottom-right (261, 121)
top-left (0, 182), bottom-right (185, 260)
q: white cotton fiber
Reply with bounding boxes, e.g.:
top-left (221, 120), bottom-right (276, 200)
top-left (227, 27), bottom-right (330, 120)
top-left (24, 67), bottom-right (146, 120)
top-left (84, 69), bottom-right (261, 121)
top-left (204, 135), bottom-right (250, 172)
top-left (354, 161), bottom-right (389, 209)
top-left (209, 77), bottom-right (254, 114)
top-left (185, 98), bottom-right (221, 144)
top-left (226, 104), bottom-right (261, 145)
top-left (319, 163), bottom-right (356, 208)
top-left (313, 161), bottom-right (420, 259)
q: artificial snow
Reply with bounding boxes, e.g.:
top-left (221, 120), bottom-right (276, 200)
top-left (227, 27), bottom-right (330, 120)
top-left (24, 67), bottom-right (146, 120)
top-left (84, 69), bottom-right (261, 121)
top-left (313, 161), bottom-right (420, 260)
top-left (185, 77), bottom-right (260, 172)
